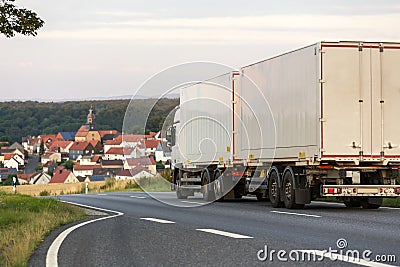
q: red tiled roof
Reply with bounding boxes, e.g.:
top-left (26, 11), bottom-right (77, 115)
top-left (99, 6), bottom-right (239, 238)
top-left (49, 170), bottom-right (72, 183)
top-left (49, 141), bottom-right (73, 151)
top-left (92, 155), bottom-right (102, 162)
top-left (139, 140), bottom-right (160, 149)
top-left (73, 164), bottom-right (101, 171)
top-left (69, 142), bottom-right (91, 151)
top-left (123, 134), bottom-right (144, 143)
top-left (105, 135), bottom-right (123, 146)
top-left (75, 126), bottom-right (89, 137)
top-left (105, 147), bottom-right (134, 155)
top-left (125, 157), bottom-right (156, 166)
top-left (17, 173), bottom-right (34, 181)
top-left (3, 153), bottom-right (15, 160)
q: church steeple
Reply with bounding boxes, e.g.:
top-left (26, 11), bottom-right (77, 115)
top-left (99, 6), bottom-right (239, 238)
top-left (87, 105), bottom-right (96, 130)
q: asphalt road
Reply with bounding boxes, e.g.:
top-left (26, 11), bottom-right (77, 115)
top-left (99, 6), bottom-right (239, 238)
top-left (30, 192), bottom-right (400, 267)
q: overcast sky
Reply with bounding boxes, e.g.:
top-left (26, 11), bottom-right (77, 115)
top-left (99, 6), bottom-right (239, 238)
top-left (1, 0), bottom-right (400, 101)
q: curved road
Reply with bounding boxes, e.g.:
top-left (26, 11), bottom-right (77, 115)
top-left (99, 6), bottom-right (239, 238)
top-left (30, 192), bottom-right (400, 267)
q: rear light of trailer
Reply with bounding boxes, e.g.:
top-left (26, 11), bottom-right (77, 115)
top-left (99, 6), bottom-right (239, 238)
top-left (231, 171), bottom-right (245, 177)
top-left (325, 188), bottom-right (341, 194)
top-left (396, 188), bottom-right (400, 194)
top-left (319, 165), bottom-right (333, 169)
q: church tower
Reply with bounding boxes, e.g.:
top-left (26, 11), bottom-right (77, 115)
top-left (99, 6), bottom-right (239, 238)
top-left (87, 105), bottom-right (96, 130)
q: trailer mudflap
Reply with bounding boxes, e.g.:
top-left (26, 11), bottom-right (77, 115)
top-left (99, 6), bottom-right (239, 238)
top-left (295, 189), bottom-right (311, 204)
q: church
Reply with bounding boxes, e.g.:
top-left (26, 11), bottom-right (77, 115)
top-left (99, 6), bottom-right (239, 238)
top-left (75, 106), bottom-right (102, 142)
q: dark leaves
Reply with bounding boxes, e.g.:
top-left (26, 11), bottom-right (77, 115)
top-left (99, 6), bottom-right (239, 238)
top-left (0, 0), bottom-right (44, 38)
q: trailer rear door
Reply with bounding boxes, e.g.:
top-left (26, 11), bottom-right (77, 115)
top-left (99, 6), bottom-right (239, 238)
top-left (321, 42), bottom-right (400, 161)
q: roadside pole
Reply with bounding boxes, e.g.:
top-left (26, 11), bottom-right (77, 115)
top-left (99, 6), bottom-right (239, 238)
top-left (12, 177), bottom-right (17, 194)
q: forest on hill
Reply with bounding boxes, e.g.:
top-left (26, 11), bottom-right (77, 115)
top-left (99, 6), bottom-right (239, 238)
top-left (0, 98), bottom-right (179, 143)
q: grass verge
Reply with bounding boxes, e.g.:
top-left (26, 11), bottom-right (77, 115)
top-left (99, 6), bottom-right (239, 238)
top-left (0, 190), bottom-right (86, 267)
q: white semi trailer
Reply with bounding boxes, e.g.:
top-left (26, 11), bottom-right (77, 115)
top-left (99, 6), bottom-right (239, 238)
top-left (169, 41), bottom-right (400, 209)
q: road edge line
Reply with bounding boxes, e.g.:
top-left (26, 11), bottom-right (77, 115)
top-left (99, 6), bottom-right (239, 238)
top-left (46, 201), bottom-right (124, 267)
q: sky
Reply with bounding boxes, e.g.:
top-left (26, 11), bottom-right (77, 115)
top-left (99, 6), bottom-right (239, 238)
top-left (1, 0), bottom-right (400, 101)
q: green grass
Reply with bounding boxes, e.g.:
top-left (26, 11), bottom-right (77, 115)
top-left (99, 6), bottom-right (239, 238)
top-left (382, 197), bottom-right (400, 207)
top-left (0, 190), bottom-right (86, 267)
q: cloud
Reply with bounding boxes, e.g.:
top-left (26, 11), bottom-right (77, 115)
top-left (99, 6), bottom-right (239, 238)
top-left (24, 13), bottom-right (400, 46)
top-left (95, 11), bottom-right (154, 18)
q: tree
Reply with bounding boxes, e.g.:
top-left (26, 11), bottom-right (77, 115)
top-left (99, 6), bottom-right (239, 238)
top-left (63, 160), bottom-right (74, 171)
top-left (0, 0), bottom-right (44, 38)
top-left (1, 174), bottom-right (19, 186)
top-left (39, 141), bottom-right (45, 156)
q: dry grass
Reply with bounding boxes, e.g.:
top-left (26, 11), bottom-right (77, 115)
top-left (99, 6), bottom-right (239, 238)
top-left (1, 176), bottom-right (171, 197)
top-left (1, 182), bottom-right (107, 196)
top-left (0, 191), bottom-right (86, 267)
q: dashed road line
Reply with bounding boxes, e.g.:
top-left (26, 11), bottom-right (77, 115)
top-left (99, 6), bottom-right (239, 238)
top-left (97, 194), bottom-right (107, 196)
top-left (180, 200), bottom-right (204, 205)
top-left (140, 217), bottom-right (175, 224)
top-left (130, 195), bottom-right (146, 199)
top-left (196, 228), bottom-right (253, 239)
top-left (270, 210), bottom-right (321, 218)
top-left (46, 201), bottom-right (124, 267)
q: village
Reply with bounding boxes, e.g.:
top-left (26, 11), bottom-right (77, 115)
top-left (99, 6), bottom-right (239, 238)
top-left (0, 106), bottom-right (171, 186)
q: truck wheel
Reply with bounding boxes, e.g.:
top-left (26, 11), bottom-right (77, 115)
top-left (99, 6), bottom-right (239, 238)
top-left (176, 188), bottom-right (188, 199)
top-left (256, 193), bottom-right (265, 201)
top-left (343, 198), bottom-right (361, 208)
top-left (282, 169), bottom-right (304, 209)
top-left (361, 198), bottom-right (382, 209)
top-left (214, 170), bottom-right (224, 201)
top-left (268, 169), bottom-right (283, 208)
top-left (202, 171), bottom-right (215, 201)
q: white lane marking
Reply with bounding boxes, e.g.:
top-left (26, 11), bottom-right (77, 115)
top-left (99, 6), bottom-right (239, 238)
top-left (180, 200), bottom-right (204, 205)
top-left (270, 211), bottom-right (321, 218)
top-left (97, 194), bottom-right (107, 196)
top-left (196, 229), bottom-right (253, 239)
top-left (296, 250), bottom-right (396, 267)
top-left (130, 195), bottom-right (146, 199)
top-left (46, 201), bottom-right (124, 267)
top-left (140, 217), bottom-right (175, 224)
top-left (381, 207), bottom-right (400, 210)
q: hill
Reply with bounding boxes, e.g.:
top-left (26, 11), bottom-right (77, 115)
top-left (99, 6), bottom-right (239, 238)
top-left (0, 98), bottom-right (179, 143)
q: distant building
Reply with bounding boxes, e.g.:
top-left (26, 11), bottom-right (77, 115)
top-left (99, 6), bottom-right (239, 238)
top-left (49, 168), bottom-right (79, 184)
top-left (124, 157), bottom-right (156, 175)
top-left (69, 142), bottom-right (95, 161)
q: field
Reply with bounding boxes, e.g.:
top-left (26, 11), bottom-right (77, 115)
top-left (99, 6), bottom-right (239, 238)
top-left (0, 191), bottom-right (86, 267)
top-left (1, 176), bottom-right (171, 197)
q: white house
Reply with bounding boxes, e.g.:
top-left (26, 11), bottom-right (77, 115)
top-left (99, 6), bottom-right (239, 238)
top-left (41, 152), bottom-right (61, 165)
top-left (116, 168), bottom-right (154, 180)
top-left (155, 142), bottom-right (172, 163)
top-left (73, 164), bottom-right (101, 177)
top-left (30, 172), bottom-right (52, 185)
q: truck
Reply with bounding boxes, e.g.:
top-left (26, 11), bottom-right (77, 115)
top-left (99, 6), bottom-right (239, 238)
top-left (169, 41), bottom-right (400, 209)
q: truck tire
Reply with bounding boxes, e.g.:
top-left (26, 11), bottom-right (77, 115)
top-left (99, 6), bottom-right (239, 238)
top-left (214, 170), bottom-right (224, 201)
top-left (282, 169), bottom-right (304, 209)
top-left (176, 188), bottom-right (188, 199)
top-left (268, 169), bottom-right (283, 208)
top-left (344, 198), bottom-right (361, 208)
top-left (202, 171), bottom-right (215, 201)
top-left (361, 198), bottom-right (382, 209)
